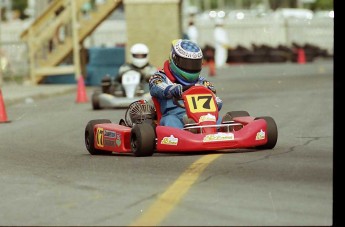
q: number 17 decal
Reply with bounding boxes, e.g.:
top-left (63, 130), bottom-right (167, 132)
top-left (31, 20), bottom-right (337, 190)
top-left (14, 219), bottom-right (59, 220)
top-left (186, 94), bottom-right (216, 113)
top-left (96, 128), bottom-right (104, 147)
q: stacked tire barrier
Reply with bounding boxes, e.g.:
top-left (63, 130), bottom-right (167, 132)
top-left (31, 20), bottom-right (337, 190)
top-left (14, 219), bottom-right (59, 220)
top-left (202, 42), bottom-right (332, 64)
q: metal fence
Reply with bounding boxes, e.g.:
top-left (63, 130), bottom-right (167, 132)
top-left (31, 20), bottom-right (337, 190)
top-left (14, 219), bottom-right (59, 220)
top-left (191, 15), bottom-right (333, 55)
top-left (0, 15), bottom-right (333, 80)
top-left (0, 20), bottom-right (29, 82)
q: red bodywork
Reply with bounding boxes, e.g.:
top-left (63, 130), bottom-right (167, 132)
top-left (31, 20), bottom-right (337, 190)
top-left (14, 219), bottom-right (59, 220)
top-left (92, 117), bottom-right (268, 153)
top-left (91, 86), bottom-right (269, 154)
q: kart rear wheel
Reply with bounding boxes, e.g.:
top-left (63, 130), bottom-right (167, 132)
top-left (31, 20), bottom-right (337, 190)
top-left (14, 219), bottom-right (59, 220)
top-left (130, 123), bottom-right (156, 157)
top-left (255, 116), bottom-right (278, 149)
top-left (222, 111), bottom-right (250, 122)
top-left (85, 119), bottom-right (112, 155)
top-left (92, 90), bottom-right (102, 110)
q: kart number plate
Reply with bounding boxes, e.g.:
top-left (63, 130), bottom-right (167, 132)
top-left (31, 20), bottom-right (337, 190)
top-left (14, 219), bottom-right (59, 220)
top-left (96, 128), bottom-right (104, 147)
top-left (122, 71), bottom-right (140, 85)
top-left (186, 94), bottom-right (216, 113)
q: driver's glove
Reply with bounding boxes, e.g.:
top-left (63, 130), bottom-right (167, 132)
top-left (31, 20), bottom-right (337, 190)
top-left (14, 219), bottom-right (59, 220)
top-left (166, 84), bottom-right (183, 98)
top-left (216, 96), bottom-right (223, 111)
top-left (203, 81), bottom-right (216, 94)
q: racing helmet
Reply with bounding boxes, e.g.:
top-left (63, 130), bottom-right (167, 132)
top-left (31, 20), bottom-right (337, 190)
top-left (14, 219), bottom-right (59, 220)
top-left (169, 39), bottom-right (203, 85)
top-left (130, 43), bottom-right (149, 68)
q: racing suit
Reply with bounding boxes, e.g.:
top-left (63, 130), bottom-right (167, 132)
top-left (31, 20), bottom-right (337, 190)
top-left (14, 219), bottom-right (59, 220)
top-left (149, 60), bottom-right (223, 128)
top-left (113, 63), bottom-right (157, 96)
top-left (214, 24), bottom-right (230, 68)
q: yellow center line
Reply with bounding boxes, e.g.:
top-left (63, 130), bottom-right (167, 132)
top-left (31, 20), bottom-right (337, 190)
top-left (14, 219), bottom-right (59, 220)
top-left (129, 153), bottom-right (222, 226)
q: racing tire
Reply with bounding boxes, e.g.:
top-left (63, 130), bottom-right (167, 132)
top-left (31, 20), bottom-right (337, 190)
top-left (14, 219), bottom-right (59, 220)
top-left (119, 119), bottom-right (127, 126)
top-left (254, 116), bottom-right (278, 150)
top-left (222, 111), bottom-right (250, 122)
top-left (85, 119), bottom-right (112, 155)
top-left (130, 123), bottom-right (156, 157)
top-left (91, 91), bottom-right (102, 110)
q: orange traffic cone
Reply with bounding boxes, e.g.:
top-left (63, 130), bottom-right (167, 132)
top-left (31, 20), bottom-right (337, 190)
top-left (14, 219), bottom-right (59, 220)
top-left (76, 76), bottom-right (88, 103)
top-left (0, 89), bottom-right (10, 123)
top-left (209, 60), bottom-right (216, 76)
top-left (297, 48), bottom-right (306, 64)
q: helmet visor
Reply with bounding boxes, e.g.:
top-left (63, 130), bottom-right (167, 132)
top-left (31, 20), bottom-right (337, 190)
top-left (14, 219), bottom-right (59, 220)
top-left (132, 53), bottom-right (147, 59)
top-left (172, 54), bottom-right (202, 73)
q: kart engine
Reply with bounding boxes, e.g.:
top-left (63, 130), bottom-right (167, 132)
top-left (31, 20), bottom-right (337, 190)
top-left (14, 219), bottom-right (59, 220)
top-left (125, 100), bottom-right (156, 127)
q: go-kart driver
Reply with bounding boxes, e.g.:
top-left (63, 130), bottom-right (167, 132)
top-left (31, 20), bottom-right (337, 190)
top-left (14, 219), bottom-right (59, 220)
top-left (111, 43), bottom-right (157, 96)
top-left (149, 39), bottom-right (223, 128)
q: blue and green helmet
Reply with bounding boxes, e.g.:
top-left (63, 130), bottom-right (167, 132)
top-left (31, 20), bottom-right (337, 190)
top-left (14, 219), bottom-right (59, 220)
top-left (169, 39), bottom-right (203, 85)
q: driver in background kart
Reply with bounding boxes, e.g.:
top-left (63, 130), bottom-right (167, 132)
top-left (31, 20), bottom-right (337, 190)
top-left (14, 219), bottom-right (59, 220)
top-left (109, 43), bottom-right (157, 96)
top-left (149, 39), bottom-right (223, 129)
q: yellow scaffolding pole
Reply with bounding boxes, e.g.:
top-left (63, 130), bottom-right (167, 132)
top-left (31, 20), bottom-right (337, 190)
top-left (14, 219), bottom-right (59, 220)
top-left (71, 0), bottom-right (81, 80)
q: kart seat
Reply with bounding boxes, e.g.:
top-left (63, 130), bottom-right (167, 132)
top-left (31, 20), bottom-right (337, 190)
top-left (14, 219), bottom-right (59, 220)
top-left (151, 97), bottom-right (162, 126)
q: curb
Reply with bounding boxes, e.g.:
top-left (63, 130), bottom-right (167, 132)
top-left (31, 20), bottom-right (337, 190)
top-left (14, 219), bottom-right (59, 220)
top-left (1, 85), bottom-right (77, 106)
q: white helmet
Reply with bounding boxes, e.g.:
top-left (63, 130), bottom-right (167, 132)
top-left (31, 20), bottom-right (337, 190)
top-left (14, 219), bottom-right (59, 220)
top-left (130, 43), bottom-right (149, 68)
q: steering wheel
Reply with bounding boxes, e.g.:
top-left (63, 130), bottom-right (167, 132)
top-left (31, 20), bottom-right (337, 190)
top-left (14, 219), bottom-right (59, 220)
top-left (172, 85), bottom-right (194, 108)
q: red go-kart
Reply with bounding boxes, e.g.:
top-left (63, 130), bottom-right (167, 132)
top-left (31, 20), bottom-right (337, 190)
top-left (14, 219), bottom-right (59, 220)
top-left (84, 85), bottom-right (278, 157)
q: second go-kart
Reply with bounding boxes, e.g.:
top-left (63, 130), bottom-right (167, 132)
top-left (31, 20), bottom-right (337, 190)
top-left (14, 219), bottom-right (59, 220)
top-left (85, 85), bottom-right (278, 157)
top-left (91, 70), bottom-right (151, 109)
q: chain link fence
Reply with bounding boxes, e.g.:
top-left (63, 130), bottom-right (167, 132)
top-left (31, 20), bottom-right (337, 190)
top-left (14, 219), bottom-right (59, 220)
top-left (0, 15), bottom-right (333, 82)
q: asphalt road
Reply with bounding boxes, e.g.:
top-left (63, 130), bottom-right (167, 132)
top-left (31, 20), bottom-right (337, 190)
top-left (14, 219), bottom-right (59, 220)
top-left (0, 60), bottom-right (333, 226)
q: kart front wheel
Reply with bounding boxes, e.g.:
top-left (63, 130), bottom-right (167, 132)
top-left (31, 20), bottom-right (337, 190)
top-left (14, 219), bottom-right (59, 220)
top-left (255, 116), bottom-right (278, 149)
top-left (119, 119), bottom-right (127, 126)
top-left (130, 123), bottom-right (156, 157)
top-left (85, 119), bottom-right (111, 155)
top-left (222, 111), bottom-right (250, 122)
